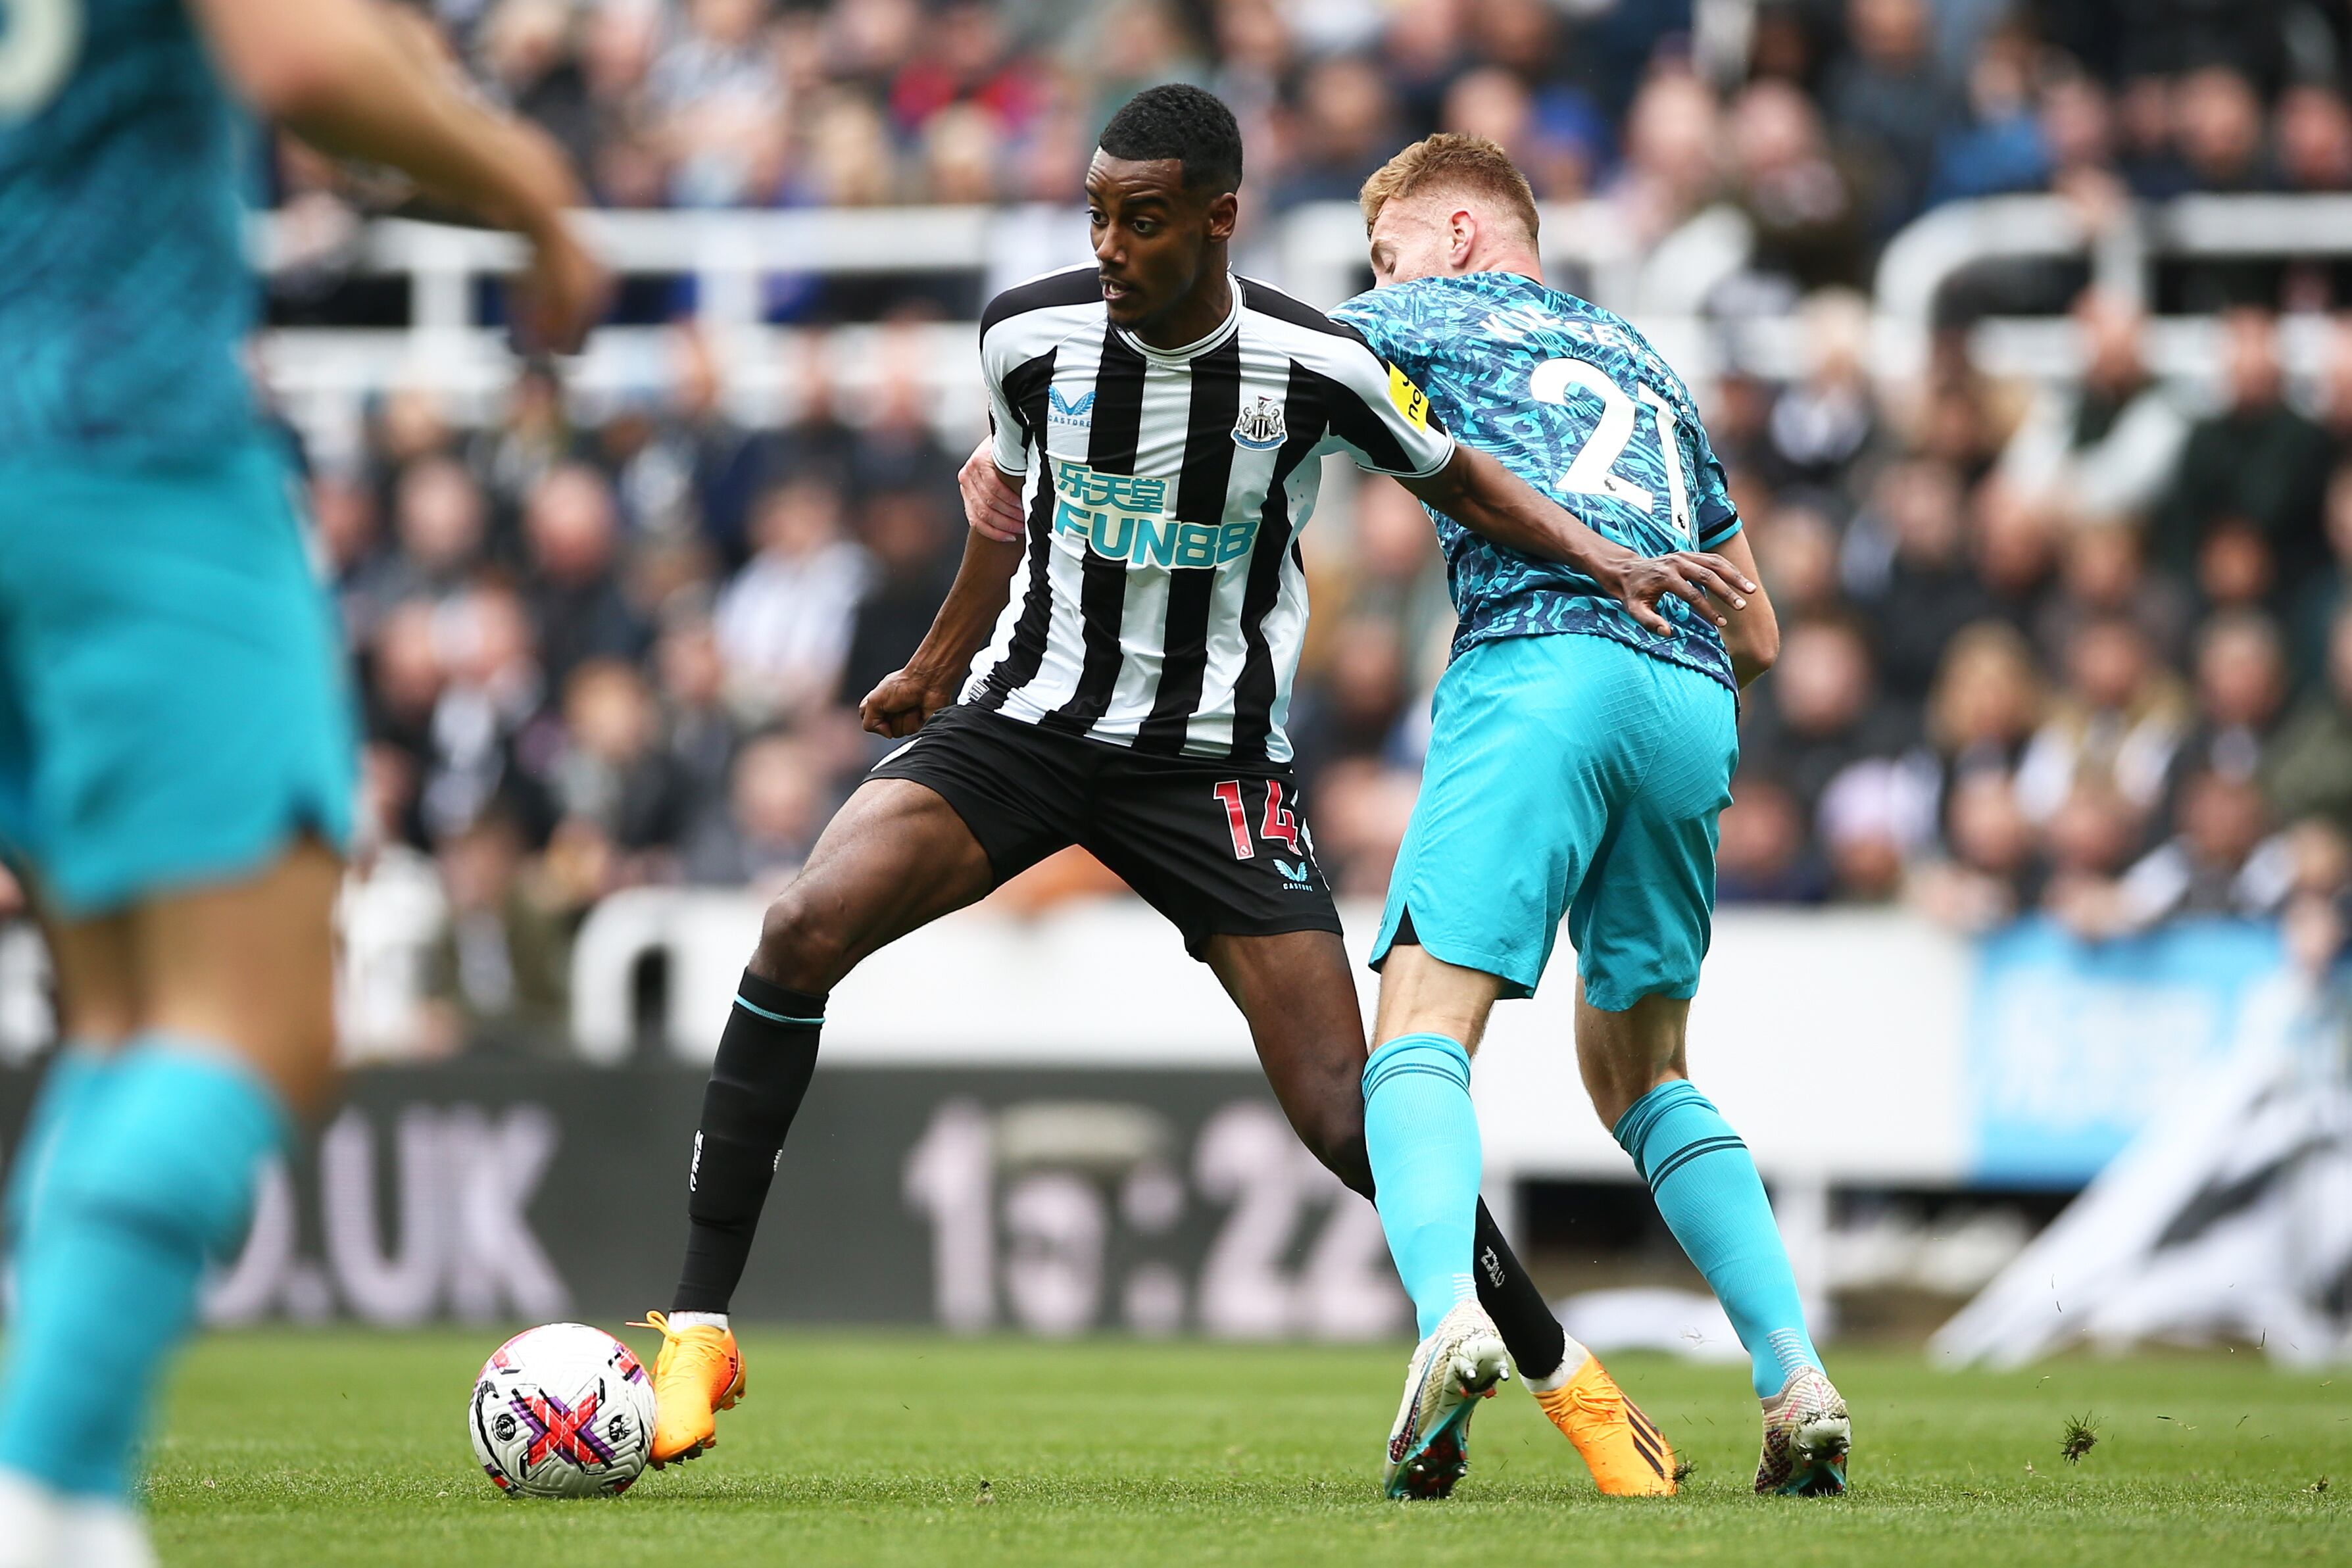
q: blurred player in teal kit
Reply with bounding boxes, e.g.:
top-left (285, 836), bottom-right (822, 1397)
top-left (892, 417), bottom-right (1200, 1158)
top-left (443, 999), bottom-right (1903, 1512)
top-left (0, 1), bottom-right (599, 1559)
top-left (1335, 135), bottom-right (1852, 1499)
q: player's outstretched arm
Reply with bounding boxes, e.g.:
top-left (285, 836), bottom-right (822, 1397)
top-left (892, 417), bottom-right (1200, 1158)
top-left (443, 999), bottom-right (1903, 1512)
top-left (189, 0), bottom-right (602, 351)
top-left (1402, 445), bottom-right (1757, 639)
top-left (859, 526), bottom-right (1025, 738)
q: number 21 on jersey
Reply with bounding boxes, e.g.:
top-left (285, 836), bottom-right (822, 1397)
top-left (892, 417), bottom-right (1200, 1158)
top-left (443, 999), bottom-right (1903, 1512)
top-left (1527, 356), bottom-right (1693, 541)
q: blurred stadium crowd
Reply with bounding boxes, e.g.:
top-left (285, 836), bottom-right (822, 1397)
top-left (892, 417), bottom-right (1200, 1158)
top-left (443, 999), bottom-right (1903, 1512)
top-left (269, 0), bottom-right (2352, 1050)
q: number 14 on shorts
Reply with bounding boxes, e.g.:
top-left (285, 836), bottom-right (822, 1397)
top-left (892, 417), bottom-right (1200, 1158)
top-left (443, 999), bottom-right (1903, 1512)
top-left (1212, 779), bottom-right (1302, 862)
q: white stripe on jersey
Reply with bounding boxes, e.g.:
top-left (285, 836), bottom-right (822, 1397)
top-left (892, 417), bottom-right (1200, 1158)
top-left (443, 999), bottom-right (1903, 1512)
top-left (964, 265), bottom-right (1455, 764)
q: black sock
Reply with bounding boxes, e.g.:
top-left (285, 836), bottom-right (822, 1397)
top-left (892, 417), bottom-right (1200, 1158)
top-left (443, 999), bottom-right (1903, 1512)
top-left (1473, 1198), bottom-right (1568, 1381)
top-left (670, 970), bottom-right (824, 1314)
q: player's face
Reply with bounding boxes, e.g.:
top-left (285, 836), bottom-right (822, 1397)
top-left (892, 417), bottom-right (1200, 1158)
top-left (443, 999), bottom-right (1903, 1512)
top-left (1086, 153), bottom-right (1236, 331)
top-left (1366, 199), bottom-right (1453, 285)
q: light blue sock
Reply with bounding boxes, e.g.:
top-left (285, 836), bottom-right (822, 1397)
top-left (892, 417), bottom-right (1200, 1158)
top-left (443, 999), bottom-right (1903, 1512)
top-left (0, 1036), bottom-right (284, 1496)
top-left (1613, 1078), bottom-right (1821, 1400)
top-left (4, 1043), bottom-right (112, 1246)
top-left (1362, 1033), bottom-right (1481, 1340)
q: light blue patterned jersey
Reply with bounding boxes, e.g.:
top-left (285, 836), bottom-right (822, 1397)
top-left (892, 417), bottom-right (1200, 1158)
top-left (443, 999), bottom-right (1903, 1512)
top-left (0, 0), bottom-right (260, 456)
top-left (1331, 271), bottom-right (1742, 691)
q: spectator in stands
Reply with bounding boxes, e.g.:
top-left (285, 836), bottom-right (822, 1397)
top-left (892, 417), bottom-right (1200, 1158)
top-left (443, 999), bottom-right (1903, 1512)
top-left (2074, 771), bottom-right (2290, 937)
top-left (848, 327), bottom-right (960, 500)
top-left (2115, 72), bottom-right (2192, 201)
top-left (682, 730), bottom-right (827, 891)
top-left (364, 599), bottom-right (448, 802)
top-left (472, 363), bottom-right (593, 548)
top-left (1763, 289), bottom-right (1880, 493)
top-left (1275, 54), bottom-right (1398, 207)
top-left (1817, 753), bottom-right (1938, 900)
top-left (383, 455), bottom-right (489, 610)
top-left (1302, 756), bottom-right (1419, 899)
top-left (1335, 477), bottom-right (1453, 687)
top-left (2178, 611), bottom-right (2290, 789)
top-left (1288, 616), bottom-right (1412, 799)
top-left (552, 658), bottom-right (693, 870)
top-left (2276, 83), bottom-right (2352, 194)
top-left (1970, 476), bottom-right (2059, 629)
top-left (1911, 770), bottom-right (2039, 931)
top-left (1604, 67), bottom-right (1723, 253)
top-left (425, 803), bottom-right (572, 1056)
top-left (2288, 461), bottom-right (2352, 687)
top-left (1740, 615), bottom-right (1915, 822)
top-left (2175, 65), bottom-right (2273, 195)
top-left (2032, 523), bottom-right (2192, 673)
top-left (652, 608), bottom-right (741, 847)
top-left (523, 462), bottom-right (652, 691)
top-left (616, 328), bottom-right (762, 566)
top-left (1826, 0), bottom-right (1955, 231)
top-left (2265, 604), bottom-right (2352, 835)
top-left (1440, 64), bottom-right (1601, 202)
top-left (2015, 614), bottom-right (2188, 826)
top-left (1752, 499), bottom-right (1844, 623)
top-left (314, 472), bottom-right (397, 650)
top-left (837, 487), bottom-right (957, 707)
top-left (1715, 776), bottom-right (1830, 903)
top-left (2039, 777), bottom-right (2147, 931)
top-left (1924, 620), bottom-right (2046, 795)
top-left (1996, 290), bottom-right (2189, 531)
top-left (716, 479), bottom-right (871, 723)
top-left (1849, 459), bottom-right (1996, 702)
top-left (2153, 306), bottom-right (2334, 602)
top-left (420, 581), bottom-right (558, 848)
top-left (649, 0), bottom-right (786, 207)
top-left (1728, 80), bottom-right (1871, 296)
top-left (1925, 22), bottom-right (2047, 205)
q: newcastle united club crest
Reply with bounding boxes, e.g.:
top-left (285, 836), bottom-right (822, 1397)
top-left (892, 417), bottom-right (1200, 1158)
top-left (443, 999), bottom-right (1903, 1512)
top-left (1231, 394), bottom-right (1286, 451)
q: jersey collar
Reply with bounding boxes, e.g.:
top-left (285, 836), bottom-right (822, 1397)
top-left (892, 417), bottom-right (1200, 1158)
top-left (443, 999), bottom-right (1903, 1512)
top-left (1115, 274), bottom-right (1243, 364)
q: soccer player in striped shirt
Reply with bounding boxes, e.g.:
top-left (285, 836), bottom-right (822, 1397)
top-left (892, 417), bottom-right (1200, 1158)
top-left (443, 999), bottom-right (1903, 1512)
top-left (1334, 134), bottom-right (1851, 1499)
top-left (641, 86), bottom-right (1744, 1486)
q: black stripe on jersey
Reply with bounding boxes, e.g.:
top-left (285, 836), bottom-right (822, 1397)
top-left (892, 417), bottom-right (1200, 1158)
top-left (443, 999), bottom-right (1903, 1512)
top-left (1135, 331), bottom-right (1243, 756)
top-left (1304, 360), bottom-right (1419, 476)
top-left (998, 345), bottom-right (1059, 449)
top-left (1227, 361), bottom-right (1329, 760)
top-left (1041, 326), bottom-right (1148, 734)
top-left (975, 348), bottom-right (1060, 711)
top-left (979, 266), bottom-right (1100, 340)
top-left (1237, 276), bottom-right (1368, 344)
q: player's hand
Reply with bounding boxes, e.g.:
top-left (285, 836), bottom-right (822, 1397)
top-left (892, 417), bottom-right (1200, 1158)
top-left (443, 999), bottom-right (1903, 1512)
top-left (1597, 550), bottom-right (1756, 637)
top-left (860, 664), bottom-right (959, 739)
top-left (499, 123), bottom-right (607, 355)
top-left (959, 439), bottom-right (1027, 543)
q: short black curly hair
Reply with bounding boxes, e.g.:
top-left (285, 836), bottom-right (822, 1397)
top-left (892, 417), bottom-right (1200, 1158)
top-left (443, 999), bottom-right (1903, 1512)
top-left (1097, 84), bottom-right (1244, 195)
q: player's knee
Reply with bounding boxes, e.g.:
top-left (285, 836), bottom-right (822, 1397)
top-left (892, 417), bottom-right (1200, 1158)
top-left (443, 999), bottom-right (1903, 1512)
top-left (753, 889), bottom-right (852, 993)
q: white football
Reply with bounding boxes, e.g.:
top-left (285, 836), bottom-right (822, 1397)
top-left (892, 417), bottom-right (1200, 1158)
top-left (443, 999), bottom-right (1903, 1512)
top-left (468, 1323), bottom-right (655, 1498)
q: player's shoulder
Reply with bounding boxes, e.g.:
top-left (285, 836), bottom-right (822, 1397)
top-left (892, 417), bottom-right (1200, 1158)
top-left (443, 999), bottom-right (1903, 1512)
top-left (979, 265), bottom-right (1104, 353)
top-left (1235, 275), bottom-right (1380, 355)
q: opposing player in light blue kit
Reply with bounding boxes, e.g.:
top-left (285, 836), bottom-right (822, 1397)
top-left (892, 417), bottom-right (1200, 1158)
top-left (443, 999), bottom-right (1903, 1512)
top-left (0, 1), bottom-right (599, 1560)
top-left (1336, 135), bottom-right (1850, 1500)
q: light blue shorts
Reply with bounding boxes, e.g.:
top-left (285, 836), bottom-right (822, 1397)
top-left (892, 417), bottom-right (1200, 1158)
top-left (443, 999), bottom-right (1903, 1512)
top-left (1371, 632), bottom-right (1737, 1009)
top-left (0, 441), bottom-right (356, 916)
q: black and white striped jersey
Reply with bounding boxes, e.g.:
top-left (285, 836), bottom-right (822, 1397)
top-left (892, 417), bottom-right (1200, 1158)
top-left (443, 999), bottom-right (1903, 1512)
top-left (964, 265), bottom-right (1458, 764)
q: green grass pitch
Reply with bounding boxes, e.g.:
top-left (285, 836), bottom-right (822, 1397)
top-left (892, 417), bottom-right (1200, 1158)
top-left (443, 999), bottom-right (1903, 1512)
top-left (147, 1331), bottom-right (2345, 1566)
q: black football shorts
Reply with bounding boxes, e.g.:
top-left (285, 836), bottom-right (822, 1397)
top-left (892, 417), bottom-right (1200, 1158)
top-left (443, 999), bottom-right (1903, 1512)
top-left (867, 704), bottom-right (1342, 958)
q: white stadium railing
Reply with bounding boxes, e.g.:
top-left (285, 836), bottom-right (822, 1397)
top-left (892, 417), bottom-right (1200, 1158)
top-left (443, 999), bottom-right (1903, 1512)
top-left (253, 192), bottom-right (2352, 470)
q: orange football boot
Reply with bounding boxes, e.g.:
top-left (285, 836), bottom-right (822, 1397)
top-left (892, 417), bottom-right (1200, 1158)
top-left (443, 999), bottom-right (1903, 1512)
top-left (1532, 1353), bottom-right (1678, 1496)
top-left (634, 1310), bottom-right (745, 1467)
